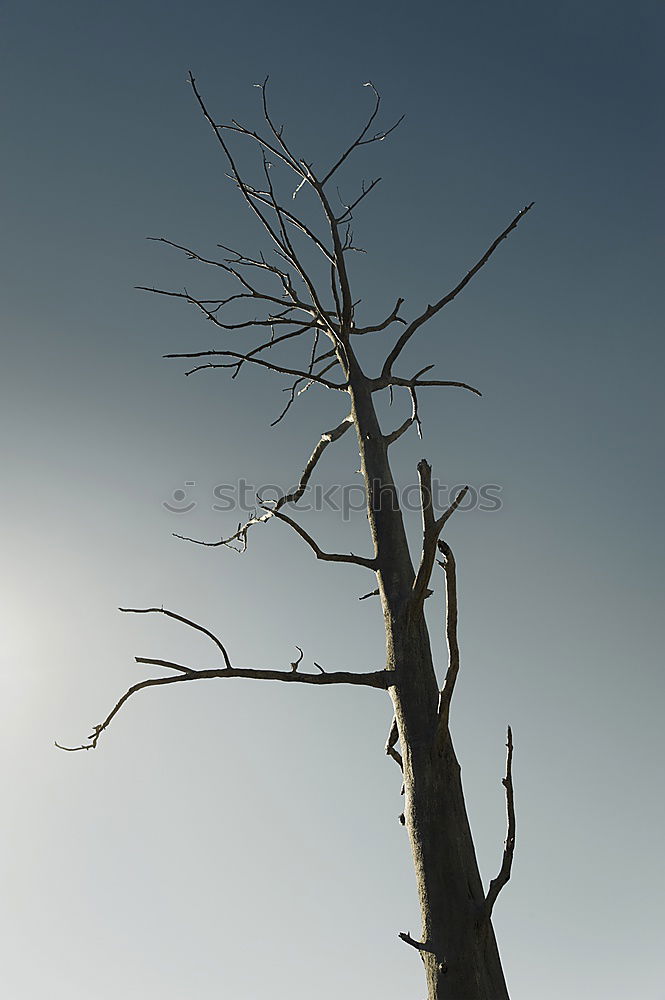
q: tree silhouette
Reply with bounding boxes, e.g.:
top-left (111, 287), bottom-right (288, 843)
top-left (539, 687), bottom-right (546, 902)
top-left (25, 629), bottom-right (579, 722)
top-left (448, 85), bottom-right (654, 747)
top-left (58, 73), bottom-right (531, 999)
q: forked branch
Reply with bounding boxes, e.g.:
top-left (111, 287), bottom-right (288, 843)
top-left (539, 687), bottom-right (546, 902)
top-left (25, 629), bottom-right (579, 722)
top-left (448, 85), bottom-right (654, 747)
top-left (398, 931), bottom-right (438, 956)
top-left (166, 346), bottom-right (346, 388)
top-left (385, 385), bottom-right (422, 445)
top-left (141, 236), bottom-right (313, 313)
top-left (187, 72), bottom-right (335, 333)
top-left (353, 297), bottom-right (405, 335)
top-left (412, 461), bottom-right (468, 604)
top-left (320, 81), bottom-right (404, 186)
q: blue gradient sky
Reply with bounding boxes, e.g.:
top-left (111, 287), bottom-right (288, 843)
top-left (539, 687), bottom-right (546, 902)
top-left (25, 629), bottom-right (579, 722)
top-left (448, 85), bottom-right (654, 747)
top-left (2, 1), bottom-right (663, 997)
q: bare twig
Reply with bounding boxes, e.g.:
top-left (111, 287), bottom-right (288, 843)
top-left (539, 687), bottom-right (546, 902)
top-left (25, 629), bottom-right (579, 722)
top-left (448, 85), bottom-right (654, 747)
top-left (256, 152), bottom-right (333, 325)
top-left (271, 364), bottom-right (338, 425)
top-left (135, 656), bottom-right (196, 674)
top-left (398, 931), bottom-right (437, 955)
top-left (352, 297), bottom-right (405, 335)
top-left (137, 285), bottom-right (300, 326)
top-left (377, 373), bottom-right (482, 398)
top-left (485, 727), bottom-right (516, 918)
top-left (187, 72), bottom-right (336, 334)
top-left (118, 606), bottom-right (232, 669)
top-left (229, 325), bottom-right (321, 380)
top-left (307, 172), bottom-right (356, 330)
top-left (384, 384), bottom-right (423, 445)
top-left (241, 183), bottom-right (335, 265)
top-left (290, 646), bottom-right (304, 671)
top-left (221, 102), bottom-right (304, 178)
top-left (334, 177), bottom-right (383, 223)
top-left (166, 348), bottom-right (346, 388)
top-left (255, 77), bottom-right (304, 175)
top-left (142, 237), bottom-right (312, 315)
top-left (321, 82), bottom-right (404, 186)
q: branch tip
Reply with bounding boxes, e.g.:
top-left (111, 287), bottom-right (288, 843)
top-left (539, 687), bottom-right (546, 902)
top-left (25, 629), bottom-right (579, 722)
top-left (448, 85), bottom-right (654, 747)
top-left (398, 931), bottom-right (437, 955)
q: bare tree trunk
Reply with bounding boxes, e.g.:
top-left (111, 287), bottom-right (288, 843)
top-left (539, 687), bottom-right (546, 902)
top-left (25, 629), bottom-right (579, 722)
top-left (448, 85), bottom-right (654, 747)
top-left (393, 623), bottom-right (510, 999)
top-left (351, 376), bottom-right (509, 999)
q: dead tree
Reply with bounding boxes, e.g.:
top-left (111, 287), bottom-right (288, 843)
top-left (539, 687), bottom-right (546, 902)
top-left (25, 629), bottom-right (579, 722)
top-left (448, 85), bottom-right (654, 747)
top-left (58, 74), bottom-right (530, 999)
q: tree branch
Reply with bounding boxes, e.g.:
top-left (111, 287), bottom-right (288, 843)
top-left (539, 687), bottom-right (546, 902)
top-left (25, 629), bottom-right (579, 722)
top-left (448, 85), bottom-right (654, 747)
top-left (375, 370), bottom-right (482, 398)
top-left (398, 931), bottom-right (438, 955)
top-left (412, 461), bottom-right (468, 604)
top-left (254, 152), bottom-right (337, 328)
top-left (142, 237), bottom-right (314, 315)
top-left (255, 76), bottom-right (305, 177)
top-left (55, 663), bottom-right (391, 752)
top-left (119, 606), bottom-right (232, 669)
top-left (276, 413), bottom-right (353, 506)
top-left (137, 284), bottom-right (318, 332)
top-left (395, 377), bottom-right (482, 396)
top-left (308, 172), bottom-right (356, 330)
top-left (334, 176), bottom-right (383, 224)
top-left (434, 540), bottom-right (459, 731)
top-left (187, 72), bottom-right (336, 334)
top-left (382, 203), bottom-right (534, 377)
top-left (174, 414), bottom-right (353, 550)
top-left (384, 385), bottom-right (422, 445)
top-left (385, 714), bottom-right (403, 771)
top-left (352, 297), bottom-right (405, 336)
top-left (321, 82), bottom-right (404, 186)
top-left (241, 183), bottom-right (335, 265)
top-left (266, 505), bottom-right (378, 569)
top-left (166, 347), bottom-right (346, 388)
top-left (229, 326), bottom-right (322, 379)
top-left (271, 357), bottom-right (339, 425)
top-left (214, 77), bottom-right (307, 184)
top-left (289, 646), bottom-right (304, 671)
top-left (485, 727), bottom-right (516, 918)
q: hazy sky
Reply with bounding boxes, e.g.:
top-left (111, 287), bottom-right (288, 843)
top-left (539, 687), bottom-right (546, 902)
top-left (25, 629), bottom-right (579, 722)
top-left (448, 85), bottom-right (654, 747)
top-left (2, 1), bottom-right (664, 998)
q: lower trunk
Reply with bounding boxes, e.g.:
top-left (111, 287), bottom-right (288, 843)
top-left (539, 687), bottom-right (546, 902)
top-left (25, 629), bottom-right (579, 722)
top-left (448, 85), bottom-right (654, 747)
top-left (407, 733), bottom-right (509, 998)
top-left (390, 614), bottom-right (510, 1000)
top-left (348, 372), bottom-right (510, 996)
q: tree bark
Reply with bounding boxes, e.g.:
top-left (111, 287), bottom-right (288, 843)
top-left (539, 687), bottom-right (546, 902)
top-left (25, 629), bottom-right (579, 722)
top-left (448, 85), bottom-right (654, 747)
top-left (391, 618), bottom-right (510, 999)
top-left (349, 365), bottom-right (510, 999)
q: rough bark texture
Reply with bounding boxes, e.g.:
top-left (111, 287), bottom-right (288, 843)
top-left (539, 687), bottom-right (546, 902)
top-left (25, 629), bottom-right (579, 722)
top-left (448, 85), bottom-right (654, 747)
top-left (349, 373), bottom-right (510, 999)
